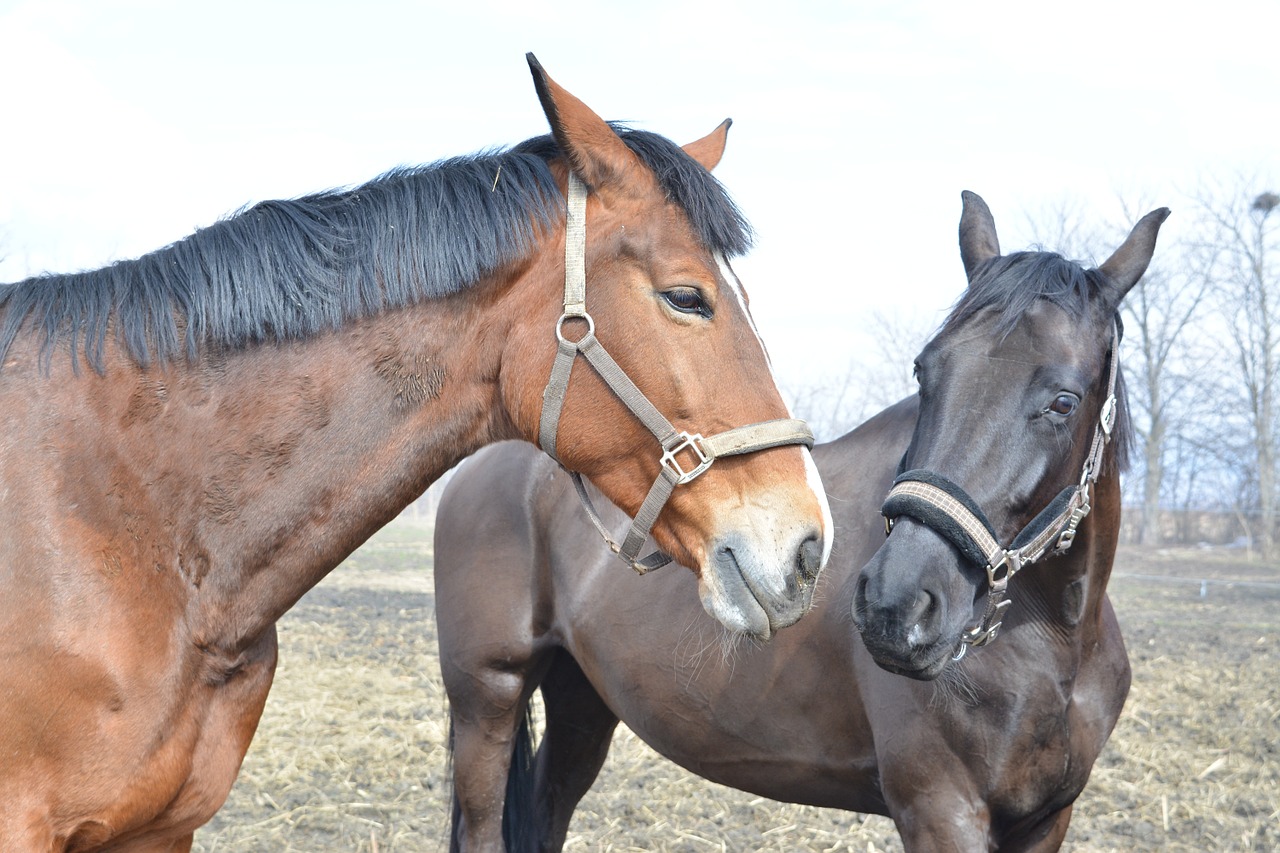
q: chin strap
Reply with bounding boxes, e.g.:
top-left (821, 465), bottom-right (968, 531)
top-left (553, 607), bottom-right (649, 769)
top-left (881, 321), bottom-right (1120, 650)
top-left (539, 172), bottom-right (815, 574)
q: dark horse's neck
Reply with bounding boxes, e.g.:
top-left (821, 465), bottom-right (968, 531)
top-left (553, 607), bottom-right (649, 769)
top-left (1007, 469), bottom-right (1124, 659)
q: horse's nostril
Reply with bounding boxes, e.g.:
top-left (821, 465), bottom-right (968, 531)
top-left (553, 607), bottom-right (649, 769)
top-left (906, 588), bottom-right (936, 631)
top-left (796, 535), bottom-right (823, 586)
top-left (851, 573), bottom-right (871, 626)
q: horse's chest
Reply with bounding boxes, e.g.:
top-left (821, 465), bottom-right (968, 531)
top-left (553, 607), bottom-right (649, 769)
top-left (979, 690), bottom-right (1097, 819)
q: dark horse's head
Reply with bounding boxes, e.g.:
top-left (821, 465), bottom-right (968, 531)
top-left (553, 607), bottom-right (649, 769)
top-left (852, 192), bottom-right (1168, 679)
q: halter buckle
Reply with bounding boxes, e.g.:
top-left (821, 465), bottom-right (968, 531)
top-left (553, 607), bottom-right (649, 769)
top-left (986, 550), bottom-right (1021, 593)
top-left (964, 598), bottom-right (1012, 647)
top-left (1056, 500), bottom-right (1092, 551)
top-left (661, 431), bottom-right (712, 485)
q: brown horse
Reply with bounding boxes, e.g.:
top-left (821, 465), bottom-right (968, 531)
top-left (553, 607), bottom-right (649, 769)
top-left (434, 193), bottom-right (1168, 851)
top-left (0, 57), bottom-right (832, 851)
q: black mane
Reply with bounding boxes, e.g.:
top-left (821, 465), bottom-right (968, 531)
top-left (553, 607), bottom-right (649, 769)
top-left (944, 251), bottom-right (1133, 471)
top-left (0, 126), bottom-right (751, 372)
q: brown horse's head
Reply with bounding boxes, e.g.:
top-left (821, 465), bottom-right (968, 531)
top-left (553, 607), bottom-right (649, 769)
top-left (852, 192), bottom-right (1168, 677)
top-left (497, 57), bottom-right (832, 639)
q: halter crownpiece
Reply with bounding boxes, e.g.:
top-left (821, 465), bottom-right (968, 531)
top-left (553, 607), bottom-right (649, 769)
top-left (540, 172), bottom-right (815, 574)
top-left (881, 321), bottom-right (1121, 654)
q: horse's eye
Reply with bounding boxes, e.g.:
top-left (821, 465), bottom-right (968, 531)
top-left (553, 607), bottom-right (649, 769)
top-left (661, 288), bottom-right (710, 317)
top-left (1048, 393), bottom-right (1079, 417)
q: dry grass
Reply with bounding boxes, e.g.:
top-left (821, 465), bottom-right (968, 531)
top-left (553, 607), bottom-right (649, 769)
top-left (1071, 549), bottom-right (1280, 852)
top-left (195, 530), bottom-right (1279, 852)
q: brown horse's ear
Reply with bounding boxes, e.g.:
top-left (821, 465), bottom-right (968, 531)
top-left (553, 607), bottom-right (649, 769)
top-left (682, 119), bottom-right (732, 171)
top-left (526, 53), bottom-right (647, 192)
top-left (1097, 207), bottom-right (1172, 304)
top-left (959, 190), bottom-right (1001, 281)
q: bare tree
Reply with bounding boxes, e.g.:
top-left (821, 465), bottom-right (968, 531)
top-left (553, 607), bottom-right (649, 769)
top-left (784, 308), bottom-right (934, 442)
top-left (1018, 194), bottom-right (1103, 262)
top-left (1197, 180), bottom-right (1280, 556)
top-left (1117, 209), bottom-right (1213, 545)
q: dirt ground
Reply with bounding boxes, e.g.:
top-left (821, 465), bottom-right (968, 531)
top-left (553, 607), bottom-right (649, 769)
top-left (194, 523), bottom-right (1279, 852)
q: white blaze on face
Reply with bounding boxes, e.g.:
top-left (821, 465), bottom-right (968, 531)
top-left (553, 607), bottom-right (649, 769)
top-left (716, 254), bottom-right (771, 369)
top-left (715, 253), bottom-right (835, 569)
top-left (805, 445), bottom-right (835, 565)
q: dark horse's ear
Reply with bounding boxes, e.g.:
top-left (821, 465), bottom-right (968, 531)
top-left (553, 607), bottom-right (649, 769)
top-left (682, 119), bottom-right (732, 172)
top-left (1097, 207), bottom-right (1172, 306)
top-left (526, 53), bottom-right (649, 193)
top-left (959, 191), bottom-right (1001, 281)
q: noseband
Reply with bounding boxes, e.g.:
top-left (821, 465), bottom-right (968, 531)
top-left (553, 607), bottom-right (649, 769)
top-left (540, 173), bottom-right (814, 574)
top-left (880, 322), bottom-right (1120, 656)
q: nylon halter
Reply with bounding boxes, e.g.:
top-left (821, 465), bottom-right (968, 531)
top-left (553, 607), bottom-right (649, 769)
top-left (880, 321), bottom-right (1121, 656)
top-left (539, 173), bottom-right (815, 574)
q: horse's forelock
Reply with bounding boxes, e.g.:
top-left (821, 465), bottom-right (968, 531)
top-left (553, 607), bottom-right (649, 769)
top-left (611, 127), bottom-right (754, 258)
top-left (946, 252), bottom-right (1099, 336)
top-left (941, 251), bottom-right (1133, 473)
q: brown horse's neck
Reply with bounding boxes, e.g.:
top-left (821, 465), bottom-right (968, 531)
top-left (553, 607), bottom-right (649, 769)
top-left (39, 274), bottom-right (536, 659)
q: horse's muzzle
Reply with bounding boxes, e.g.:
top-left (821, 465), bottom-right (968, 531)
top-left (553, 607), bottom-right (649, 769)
top-left (852, 521), bottom-right (981, 679)
top-left (698, 527), bottom-right (824, 639)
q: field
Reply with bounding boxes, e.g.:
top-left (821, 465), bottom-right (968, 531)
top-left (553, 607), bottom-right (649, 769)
top-left (194, 521), bottom-right (1279, 852)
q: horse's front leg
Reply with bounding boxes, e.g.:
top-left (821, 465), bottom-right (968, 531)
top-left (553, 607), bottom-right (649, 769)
top-left (888, 785), bottom-right (993, 853)
top-left (998, 804), bottom-right (1073, 853)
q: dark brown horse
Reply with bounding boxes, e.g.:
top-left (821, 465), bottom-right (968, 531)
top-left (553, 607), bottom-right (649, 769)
top-left (0, 57), bottom-right (832, 851)
top-left (434, 193), bottom-right (1168, 851)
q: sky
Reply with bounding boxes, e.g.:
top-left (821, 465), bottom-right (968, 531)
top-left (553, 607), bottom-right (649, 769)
top-left (1, 0), bottom-right (1276, 387)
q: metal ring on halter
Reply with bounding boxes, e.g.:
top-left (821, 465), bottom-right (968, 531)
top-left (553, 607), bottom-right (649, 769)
top-left (555, 312), bottom-right (595, 344)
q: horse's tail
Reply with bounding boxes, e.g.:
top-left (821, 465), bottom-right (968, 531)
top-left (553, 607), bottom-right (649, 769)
top-left (446, 704), bottom-right (538, 853)
top-left (503, 706), bottom-right (538, 851)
